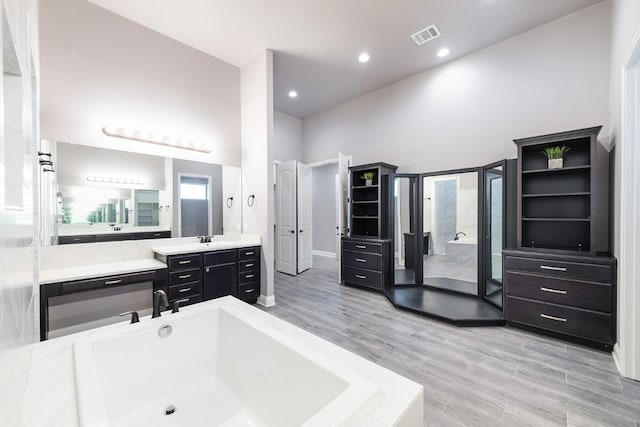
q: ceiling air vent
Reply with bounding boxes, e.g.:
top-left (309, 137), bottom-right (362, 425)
top-left (410, 25), bottom-right (441, 46)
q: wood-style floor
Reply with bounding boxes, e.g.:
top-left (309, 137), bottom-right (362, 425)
top-left (261, 256), bottom-right (640, 427)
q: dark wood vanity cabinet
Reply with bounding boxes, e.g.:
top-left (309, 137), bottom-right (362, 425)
top-left (236, 247), bottom-right (261, 303)
top-left (204, 250), bottom-right (237, 300)
top-left (504, 250), bottom-right (616, 350)
top-left (341, 238), bottom-right (392, 291)
top-left (166, 253), bottom-right (204, 306)
top-left (159, 246), bottom-right (261, 307)
top-left (59, 230), bottom-right (171, 244)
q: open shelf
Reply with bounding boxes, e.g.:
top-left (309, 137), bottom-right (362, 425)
top-left (522, 165), bottom-right (591, 174)
top-left (353, 185), bottom-right (379, 189)
top-left (522, 192), bottom-right (590, 198)
top-left (522, 217), bottom-right (590, 222)
top-left (349, 163), bottom-right (397, 239)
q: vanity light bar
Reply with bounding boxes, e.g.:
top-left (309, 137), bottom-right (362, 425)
top-left (102, 126), bottom-right (211, 153)
top-left (86, 176), bottom-right (144, 185)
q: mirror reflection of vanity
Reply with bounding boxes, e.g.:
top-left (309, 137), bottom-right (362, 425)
top-left (44, 141), bottom-right (242, 245)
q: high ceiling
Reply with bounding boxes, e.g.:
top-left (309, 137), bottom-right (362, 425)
top-left (87, 0), bottom-right (603, 118)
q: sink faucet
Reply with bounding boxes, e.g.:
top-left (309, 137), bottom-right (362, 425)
top-left (198, 235), bottom-right (212, 243)
top-left (152, 290), bottom-right (169, 318)
top-left (454, 232), bottom-right (467, 241)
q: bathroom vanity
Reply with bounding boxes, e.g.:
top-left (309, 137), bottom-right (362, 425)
top-left (39, 235), bottom-right (262, 341)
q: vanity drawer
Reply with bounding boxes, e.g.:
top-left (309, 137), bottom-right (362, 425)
top-left (342, 250), bottom-right (382, 271)
top-left (507, 296), bottom-right (613, 345)
top-left (168, 268), bottom-right (202, 286)
top-left (204, 249), bottom-right (237, 266)
top-left (168, 281), bottom-right (201, 300)
top-left (169, 293), bottom-right (202, 307)
top-left (237, 283), bottom-right (259, 301)
top-left (58, 235), bottom-right (96, 245)
top-left (60, 270), bottom-right (157, 294)
top-left (168, 254), bottom-right (202, 271)
top-left (140, 231), bottom-right (171, 240)
top-left (238, 259), bottom-right (258, 273)
top-left (506, 271), bottom-right (612, 312)
top-left (342, 266), bottom-right (383, 290)
top-left (342, 240), bottom-right (382, 254)
top-left (238, 247), bottom-right (260, 261)
top-left (505, 256), bottom-right (612, 283)
top-left (238, 270), bottom-right (260, 285)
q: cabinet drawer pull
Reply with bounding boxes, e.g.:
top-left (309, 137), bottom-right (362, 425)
top-left (245, 274), bottom-right (255, 279)
top-left (540, 287), bottom-right (568, 295)
top-left (178, 287), bottom-right (191, 293)
top-left (245, 288), bottom-right (255, 293)
top-left (355, 258), bottom-right (366, 263)
top-left (105, 279), bottom-right (122, 285)
top-left (355, 245), bottom-right (367, 249)
top-left (244, 251), bottom-right (254, 256)
top-left (540, 313), bottom-right (567, 322)
top-left (178, 260), bottom-right (192, 265)
top-left (73, 238), bottom-right (81, 241)
top-left (154, 233), bottom-right (161, 237)
top-left (178, 274), bottom-right (192, 279)
top-left (245, 263), bottom-right (254, 268)
top-left (540, 265), bottom-right (567, 272)
top-left (355, 274), bottom-right (367, 279)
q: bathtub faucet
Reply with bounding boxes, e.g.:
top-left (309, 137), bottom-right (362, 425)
top-left (454, 232), bottom-right (467, 241)
top-left (152, 290), bottom-right (169, 318)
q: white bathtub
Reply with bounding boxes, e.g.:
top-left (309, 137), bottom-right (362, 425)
top-left (446, 237), bottom-right (477, 245)
top-left (73, 297), bottom-right (419, 427)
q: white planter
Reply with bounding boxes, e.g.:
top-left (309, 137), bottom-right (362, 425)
top-left (365, 179), bottom-right (373, 186)
top-left (548, 158), bottom-right (563, 169)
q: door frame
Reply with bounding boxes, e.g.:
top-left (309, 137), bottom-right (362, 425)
top-left (177, 173), bottom-right (212, 237)
top-left (615, 27), bottom-right (640, 380)
top-left (391, 173), bottom-right (423, 286)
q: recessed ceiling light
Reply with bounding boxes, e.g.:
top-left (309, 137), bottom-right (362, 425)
top-left (288, 90), bottom-right (298, 98)
top-left (437, 48), bottom-right (450, 58)
top-left (358, 52), bottom-right (370, 63)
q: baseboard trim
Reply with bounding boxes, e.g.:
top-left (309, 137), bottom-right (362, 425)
top-left (257, 294), bottom-right (276, 307)
top-left (312, 250), bottom-right (336, 258)
top-left (613, 342), bottom-right (623, 376)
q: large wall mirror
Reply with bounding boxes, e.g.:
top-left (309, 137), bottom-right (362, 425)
top-left (43, 141), bottom-right (242, 244)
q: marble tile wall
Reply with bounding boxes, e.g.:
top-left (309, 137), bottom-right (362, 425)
top-left (0, 0), bottom-right (40, 425)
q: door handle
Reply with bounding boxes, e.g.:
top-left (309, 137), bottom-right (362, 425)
top-left (290, 230), bottom-right (295, 234)
top-left (299, 230), bottom-right (303, 233)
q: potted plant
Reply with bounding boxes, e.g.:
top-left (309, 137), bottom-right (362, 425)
top-left (361, 171), bottom-right (376, 186)
top-left (542, 145), bottom-right (570, 169)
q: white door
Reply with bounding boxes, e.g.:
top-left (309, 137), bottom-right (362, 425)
top-left (337, 153), bottom-right (351, 282)
top-left (276, 160), bottom-right (297, 275)
top-left (297, 162), bottom-right (312, 273)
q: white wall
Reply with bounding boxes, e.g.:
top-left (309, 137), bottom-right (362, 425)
top-left (311, 164), bottom-right (338, 254)
top-left (302, 2), bottom-right (611, 173)
top-left (39, 0), bottom-right (241, 166)
top-left (0, 0), bottom-right (39, 425)
top-left (608, 0), bottom-right (640, 380)
top-left (222, 166), bottom-right (243, 234)
top-left (274, 111), bottom-right (302, 162)
top-left (241, 50), bottom-right (275, 306)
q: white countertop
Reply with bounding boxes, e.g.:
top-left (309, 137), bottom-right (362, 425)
top-left (39, 259), bottom-right (167, 285)
top-left (151, 234), bottom-right (261, 256)
top-left (21, 298), bottom-right (423, 427)
top-left (58, 226), bottom-right (171, 237)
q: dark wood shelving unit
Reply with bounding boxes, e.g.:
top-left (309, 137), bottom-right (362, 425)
top-left (348, 163), bottom-right (397, 238)
top-left (505, 126), bottom-right (616, 351)
top-left (515, 126), bottom-right (608, 255)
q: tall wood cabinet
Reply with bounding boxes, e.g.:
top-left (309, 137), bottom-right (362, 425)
top-left (505, 126), bottom-right (616, 350)
top-left (341, 163), bottom-right (397, 292)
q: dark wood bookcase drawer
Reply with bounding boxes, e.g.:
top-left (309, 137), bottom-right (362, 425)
top-left (342, 250), bottom-right (382, 270)
top-left (507, 296), bottom-right (613, 345)
top-left (342, 266), bottom-right (382, 290)
top-left (342, 240), bottom-right (382, 254)
top-left (506, 271), bottom-right (612, 312)
top-left (505, 256), bottom-right (612, 283)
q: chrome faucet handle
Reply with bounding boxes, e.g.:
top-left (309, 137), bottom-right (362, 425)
top-left (172, 298), bottom-right (189, 313)
top-left (119, 311), bottom-right (140, 324)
